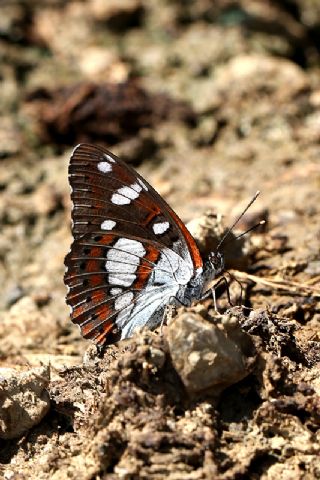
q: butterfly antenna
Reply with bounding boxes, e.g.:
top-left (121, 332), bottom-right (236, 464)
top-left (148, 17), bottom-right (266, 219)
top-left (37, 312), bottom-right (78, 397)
top-left (216, 190), bottom-right (261, 251)
top-left (233, 220), bottom-right (265, 242)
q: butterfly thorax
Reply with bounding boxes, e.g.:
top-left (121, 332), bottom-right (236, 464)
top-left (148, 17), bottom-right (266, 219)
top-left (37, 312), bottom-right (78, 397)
top-left (176, 251), bottom-right (224, 306)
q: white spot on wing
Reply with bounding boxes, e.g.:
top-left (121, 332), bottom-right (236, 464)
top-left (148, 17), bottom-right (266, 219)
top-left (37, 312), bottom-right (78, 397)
top-left (101, 220), bottom-right (116, 230)
top-left (112, 273), bottom-right (136, 287)
top-left (104, 153), bottom-right (115, 163)
top-left (111, 193), bottom-right (130, 205)
top-left (110, 287), bottom-right (123, 296)
top-left (131, 183), bottom-right (142, 193)
top-left (153, 221), bottom-right (170, 235)
top-left (115, 238), bottom-right (146, 257)
top-left (115, 292), bottom-right (134, 311)
top-left (106, 238), bottom-right (146, 287)
top-left (118, 185), bottom-right (140, 200)
top-left (138, 178), bottom-right (148, 191)
top-left (98, 161), bottom-right (112, 173)
top-left (111, 184), bottom-right (141, 205)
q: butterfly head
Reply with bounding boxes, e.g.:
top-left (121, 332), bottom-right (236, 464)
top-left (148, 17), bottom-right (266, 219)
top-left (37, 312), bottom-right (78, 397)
top-left (203, 251), bottom-right (224, 286)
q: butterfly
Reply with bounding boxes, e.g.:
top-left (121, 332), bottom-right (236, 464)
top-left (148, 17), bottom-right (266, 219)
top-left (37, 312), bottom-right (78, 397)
top-left (64, 144), bottom-right (224, 346)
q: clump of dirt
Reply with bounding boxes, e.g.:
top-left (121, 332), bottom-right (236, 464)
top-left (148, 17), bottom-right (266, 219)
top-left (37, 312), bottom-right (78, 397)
top-left (1, 308), bottom-right (318, 478)
top-left (25, 80), bottom-right (195, 158)
top-left (0, 1), bottom-right (319, 479)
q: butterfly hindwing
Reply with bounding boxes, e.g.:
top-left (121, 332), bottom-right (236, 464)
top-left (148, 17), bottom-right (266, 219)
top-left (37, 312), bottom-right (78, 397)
top-left (64, 231), bottom-right (193, 344)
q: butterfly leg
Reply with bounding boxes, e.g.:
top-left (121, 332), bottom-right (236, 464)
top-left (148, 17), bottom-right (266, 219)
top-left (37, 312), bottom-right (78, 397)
top-left (225, 271), bottom-right (244, 306)
top-left (200, 287), bottom-right (218, 310)
top-left (212, 286), bottom-right (218, 312)
top-left (159, 296), bottom-right (185, 336)
top-left (206, 285), bottom-right (220, 312)
top-left (160, 305), bottom-right (173, 336)
top-left (201, 275), bottom-right (234, 312)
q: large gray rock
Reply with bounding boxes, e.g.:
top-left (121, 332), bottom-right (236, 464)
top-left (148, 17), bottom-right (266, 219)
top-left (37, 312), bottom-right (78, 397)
top-left (167, 309), bottom-right (255, 396)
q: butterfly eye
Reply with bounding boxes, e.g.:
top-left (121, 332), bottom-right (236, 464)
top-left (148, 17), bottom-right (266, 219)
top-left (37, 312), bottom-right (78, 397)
top-left (170, 234), bottom-right (180, 243)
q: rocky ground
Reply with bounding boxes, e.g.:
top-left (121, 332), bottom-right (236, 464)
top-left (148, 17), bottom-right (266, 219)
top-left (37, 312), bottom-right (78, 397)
top-left (0, 1), bottom-right (319, 479)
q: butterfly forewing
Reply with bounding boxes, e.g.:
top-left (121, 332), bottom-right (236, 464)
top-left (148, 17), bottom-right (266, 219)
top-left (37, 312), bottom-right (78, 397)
top-left (64, 143), bottom-right (203, 346)
top-left (68, 144), bottom-right (202, 264)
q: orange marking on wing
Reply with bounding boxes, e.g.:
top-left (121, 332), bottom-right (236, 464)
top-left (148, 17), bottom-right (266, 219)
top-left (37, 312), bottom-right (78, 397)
top-left (82, 318), bottom-right (112, 340)
top-left (140, 201), bottom-right (161, 226)
top-left (96, 304), bottom-right (112, 319)
top-left (82, 246), bottom-right (104, 273)
top-left (87, 305), bottom-right (115, 342)
top-left (72, 296), bottom-right (111, 325)
top-left (99, 233), bottom-right (115, 245)
top-left (67, 286), bottom-right (107, 306)
top-left (90, 290), bottom-right (106, 303)
top-left (90, 274), bottom-right (104, 287)
top-left (86, 259), bottom-right (100, 273)
top-left (90, 246), bottom-right (102, 257)
top-left (71, 304), bottom-right (86, 323)
top-left (134, 245), bottom-right (160, 289)
top-left (93, 323), bottom-right (114, 344)
top-left (81, 320), bottom-right (99, 338)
